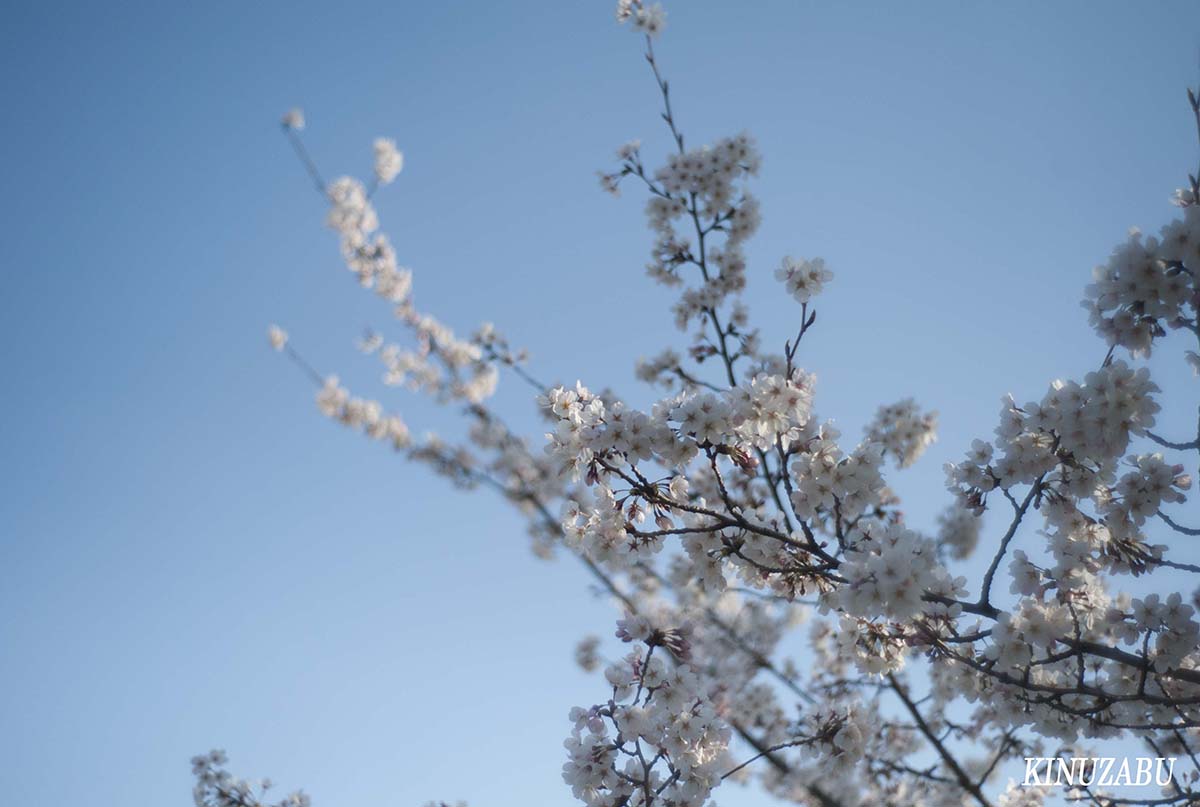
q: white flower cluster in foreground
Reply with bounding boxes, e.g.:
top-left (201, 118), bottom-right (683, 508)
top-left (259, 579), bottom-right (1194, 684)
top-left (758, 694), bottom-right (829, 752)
top-left (564, 621), bottom-right (732, 807)
top-left (1085, 213), bottom-right (1198, 356)
top-left (835, 523), bottom-right (964, 620)
top-left (775, 256), bottom-right (832, 305)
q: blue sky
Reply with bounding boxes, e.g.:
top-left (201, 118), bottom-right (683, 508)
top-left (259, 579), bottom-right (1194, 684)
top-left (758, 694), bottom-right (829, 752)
top-left (2, 2), bottom-right (1199, 805)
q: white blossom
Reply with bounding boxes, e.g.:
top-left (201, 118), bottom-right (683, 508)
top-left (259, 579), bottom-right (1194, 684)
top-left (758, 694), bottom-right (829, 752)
top-left (373, 137), bottom-right (403, 184)
top-left (280, 107), bottom-right (304, 130)
top-left (774, 256), bottom-right (832, 304)
top-left (267, 324), bottom-right (288, 351)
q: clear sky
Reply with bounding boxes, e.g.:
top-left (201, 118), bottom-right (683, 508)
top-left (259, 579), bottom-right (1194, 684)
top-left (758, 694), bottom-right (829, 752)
top-left (2, 2), bottom-right (1199, 805)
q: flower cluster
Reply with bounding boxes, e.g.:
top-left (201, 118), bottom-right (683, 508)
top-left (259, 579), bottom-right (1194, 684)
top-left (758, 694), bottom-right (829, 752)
top-left (865, 398), bottom-right (938, 468)
top-left (1108, 592), bottom-right (1200, 673)
top-left (634, 347), bottom-right (685, 388)
top-left (317, 135), bottom-right (510, 408)
top-left (563, 624), bottom-right (732, 807)
top-left (373, 137), bottom-right (403, 184)
top-left (543, 371), bottom-right (815, 488)
top-left (834, 524), bottom-right (963, 620)
top-left (191, 751), bottom-right (309, 807)
top-left (997, 781), bottom-right (1046, 807)
top-left (316, 376), bottom-right (411, 450)
top-left (788, 426), bottom-right (887, 522)
top-left (1084, 212), bottom-right (1197, 357)
top-left (575, 635), bottom-right (602, 672)
top-left (616, 0), bottom-right (666, 38)
top-left (983, 599), bottom-right (1075, 671)
top-left (835, 614), bottom-right (908, 675)
top-left (792, 705), bottom-right (873, 768)
top-left (325, 174), bottom-right (416, 306)
top-left (673, 371), bottom-right (816, 451)
top-left (1102, 453), bottom-right (1190, 530)
top-left (655, 134), bottom-right (762, 207)
top-left (603, 127), bottom-right (766, 354)
top-left (281, 108), bottom-right (304, 131)
top-left (267, 324), bottom-right (288, 352)
top-left (774, 256), bottom-right (832, 305)
top-left (946, 360), bottom-right (1161, 510)
top-left (935, 503), bottom-right (982, 561)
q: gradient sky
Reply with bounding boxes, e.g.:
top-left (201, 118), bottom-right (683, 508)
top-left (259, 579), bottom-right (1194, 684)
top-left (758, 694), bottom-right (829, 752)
top-left (3, 2), bottom-right (1199, 805)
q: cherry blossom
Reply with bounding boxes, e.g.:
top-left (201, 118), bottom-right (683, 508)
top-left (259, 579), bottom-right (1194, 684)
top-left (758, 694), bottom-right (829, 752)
top-left (221, 2), bottom-right (1200, 805)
